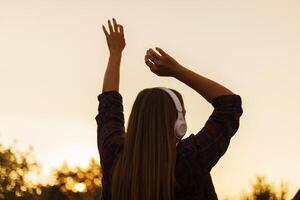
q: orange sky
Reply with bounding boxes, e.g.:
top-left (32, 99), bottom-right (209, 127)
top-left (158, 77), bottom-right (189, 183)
top-left (0, 0), bottom-right (299, 199)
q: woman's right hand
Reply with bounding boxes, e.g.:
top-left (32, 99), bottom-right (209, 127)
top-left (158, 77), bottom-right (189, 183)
top-left (144, 47), bottom-right (184, 77)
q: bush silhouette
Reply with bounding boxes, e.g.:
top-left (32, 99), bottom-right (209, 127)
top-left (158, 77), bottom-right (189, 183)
top-left (1, 142), bottom-right (296, 200)
top-left (1, 143), bottom-right (102, 200)
top-left (241, 176), bottom-right (288, 200)
top-left (0, 143), bottom-right (40, 199)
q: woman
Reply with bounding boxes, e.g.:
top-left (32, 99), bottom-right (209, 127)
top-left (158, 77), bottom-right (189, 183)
top-left (96, 18), bottom-right (243, 200)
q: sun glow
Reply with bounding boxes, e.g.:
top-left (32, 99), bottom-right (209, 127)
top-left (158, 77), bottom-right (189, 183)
top-left (74, 183), bottom-right (86, 193)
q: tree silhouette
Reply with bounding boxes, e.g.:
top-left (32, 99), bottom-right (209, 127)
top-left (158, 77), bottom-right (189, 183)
top-left (0, 143), bottom-right (40, 199)
top-left (45, 158), bottom-right (102, 199)
top-left (1, 142), bottom-right (296, 200)
top-left (0, 142), bottom-right (103, 199)
top-left (241, 176), bottom-right (288, 200)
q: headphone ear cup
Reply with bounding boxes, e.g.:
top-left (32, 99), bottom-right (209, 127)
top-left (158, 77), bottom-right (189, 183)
top-left (175, 112), bottom-right (187, 139)
top-left (175, 122), bottom-right (187, 138)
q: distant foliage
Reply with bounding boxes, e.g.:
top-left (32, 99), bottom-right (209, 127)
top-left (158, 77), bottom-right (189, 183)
top-left (241, 176), bottom-right (288, 200)
top-left (0, 142), bottom-right (295, 200)
top-left (43, 159), bottom-right (102, 200)
top-left (0, 143), bottom-right (40, 199)
top-left (0, 143), bottom-right (102, 200)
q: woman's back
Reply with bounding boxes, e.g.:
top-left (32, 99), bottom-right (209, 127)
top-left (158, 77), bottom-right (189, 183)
top-left (95, 90), bottom-right (242, 200)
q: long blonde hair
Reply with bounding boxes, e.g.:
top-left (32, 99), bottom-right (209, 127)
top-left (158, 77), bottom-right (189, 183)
top-left (112, 87), bottom-right (184, 200)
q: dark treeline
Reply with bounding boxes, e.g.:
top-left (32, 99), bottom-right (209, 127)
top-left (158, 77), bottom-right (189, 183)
top-left (0, 143), bottom-right (297, 200)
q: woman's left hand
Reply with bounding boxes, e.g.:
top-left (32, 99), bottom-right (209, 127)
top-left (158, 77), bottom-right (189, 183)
top-left (102, 18), bottom-right (126, 54)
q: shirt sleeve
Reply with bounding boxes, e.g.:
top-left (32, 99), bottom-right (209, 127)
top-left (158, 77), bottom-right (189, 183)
top-left (95, 91), bottom-right (125, 173)
top-left (179, 94), bottom-right (243, 172)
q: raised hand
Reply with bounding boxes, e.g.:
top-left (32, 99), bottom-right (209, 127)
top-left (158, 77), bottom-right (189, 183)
top-left (102, 18), bottom-right (126, 54)
top-left (144, 47), bottom-right (184, 77)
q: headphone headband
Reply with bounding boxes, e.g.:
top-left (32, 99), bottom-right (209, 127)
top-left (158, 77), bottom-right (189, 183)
top-left (156, 87), bottom-right (183, 112)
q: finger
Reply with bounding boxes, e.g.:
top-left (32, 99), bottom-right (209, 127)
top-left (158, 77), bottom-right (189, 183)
top-left (149, 48), bottom-right (161, 60)
top-left (145, 60), bottom-right (156, 69)
top-left (102, 25), bottom-right (109, 37)
top-left (118, 25), bottom-right (124, 34)
top-left (112, 18), bottom-right (118, 32)
top-left (108, 19), bottom-right (113, 34)
top-left (145, 55), bottom-right (155, 68)
top-left (155, 47), bottom-right (168, 56)
top-left (146, 51), bottom-right (159, 65)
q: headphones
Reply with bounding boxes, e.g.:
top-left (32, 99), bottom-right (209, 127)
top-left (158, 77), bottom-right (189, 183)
top-left (155, 87), bottom-right (187, 140)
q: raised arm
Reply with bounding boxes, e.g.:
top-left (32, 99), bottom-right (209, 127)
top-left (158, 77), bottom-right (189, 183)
top-left (145, 47), bottom-right (243, 171)
top-left (102, 18), bottom-right (126, 92)
top-left (96, 18), bottom-right (126, 180)
top-left (145, 47), bottom-right (234, 101)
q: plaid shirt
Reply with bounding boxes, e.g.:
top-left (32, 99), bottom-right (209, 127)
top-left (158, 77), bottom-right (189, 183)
top-left (95, 91), bottom-right (243, 200)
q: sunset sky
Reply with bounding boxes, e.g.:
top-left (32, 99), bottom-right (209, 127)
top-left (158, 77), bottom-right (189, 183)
top-left (0, 0), bottom-right (299, 199)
